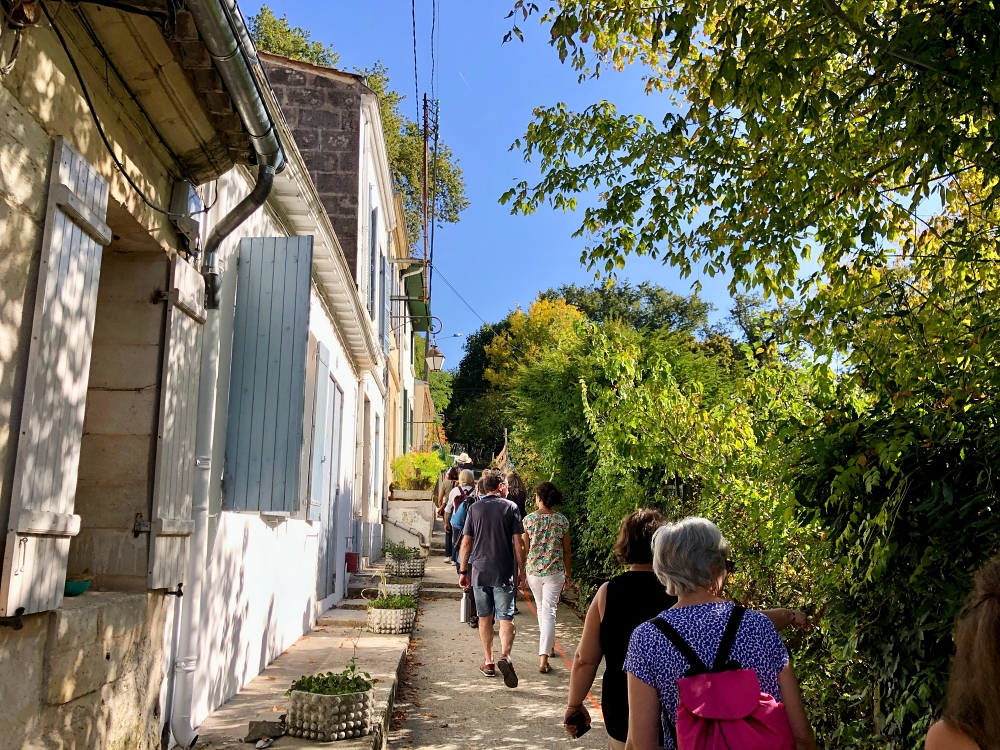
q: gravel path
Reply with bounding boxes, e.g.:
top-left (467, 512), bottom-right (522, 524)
top-left (387, 554), bottom-right (609, 749)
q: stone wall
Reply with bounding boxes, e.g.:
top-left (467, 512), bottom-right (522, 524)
top-left (262, 56), bottom-right (363, 282)
top-left (0, 591), bottom-right (167, 750)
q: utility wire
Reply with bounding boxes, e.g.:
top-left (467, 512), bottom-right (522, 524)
top-left (410, 0), bottom-right (420, 121)
top-left (42, 1), bottom-right (212, 219)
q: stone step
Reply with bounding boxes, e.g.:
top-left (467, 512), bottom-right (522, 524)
top-left (316, 608), bottom-right (369, 629)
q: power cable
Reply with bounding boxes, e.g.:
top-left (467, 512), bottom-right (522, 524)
top-left (42, 1), bottom-right (213, 219)
top-left (410, 0), bottom-right (419, 121)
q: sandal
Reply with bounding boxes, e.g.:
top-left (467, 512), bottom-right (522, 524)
top-left (539, 663), bottom-right (552, 674)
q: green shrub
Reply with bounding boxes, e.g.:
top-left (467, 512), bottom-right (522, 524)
top-left (391, 451), bottom-right (446, 490)
top-left (287, 658), bottom-right (372, 696)
top-left (383, 541), bottom-right (421, 561)
top-left (367, 594), bottom-right (417, 610)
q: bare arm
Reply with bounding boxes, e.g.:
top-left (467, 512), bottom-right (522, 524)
top-left (624, 673), bottom-right (661, 750)
top-left (513, 533), bottom-right (527, 588)
top-left (777, 664), bottom-right (816, 750)
top-left (925, 720), bottom-right (980, 750)
top-left (564, 582), bottom-right (605, 738)
top-left (458, 535), bottom-right (473, 589)
top-left (561, 529), bottom-right (572, 586)
top-left (763, 608), bottom-right (809, 632)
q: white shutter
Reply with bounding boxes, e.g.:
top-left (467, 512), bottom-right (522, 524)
top-left (0, 137), bottom-right (111, 616)
top-left (147, 256), bottom-right (205, 589)
top-left (380, 255), bottom-right (390, 355)
top-left (306, 342), bottom-right (331, 522)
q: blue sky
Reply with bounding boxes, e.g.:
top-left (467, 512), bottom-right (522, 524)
top-left (246, 0), bottom-right (737, 365)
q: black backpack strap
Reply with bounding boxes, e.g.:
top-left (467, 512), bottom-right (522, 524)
top-left (712, 605), bottom-right (746, 671)
top-left (650, 617), bottom-right (709, 675)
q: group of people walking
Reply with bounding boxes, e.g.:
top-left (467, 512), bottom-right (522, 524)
top-left (436, 466), bottom-right (999, 750)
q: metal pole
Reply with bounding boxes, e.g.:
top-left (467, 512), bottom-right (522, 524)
top-left (422, 92), bottom-right (429, 302)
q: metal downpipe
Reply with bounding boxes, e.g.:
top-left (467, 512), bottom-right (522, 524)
top-left (168, 169), bottom-right (276, 749)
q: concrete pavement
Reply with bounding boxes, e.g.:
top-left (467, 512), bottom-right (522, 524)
top-left (386, 554), bottom-right (609, 749)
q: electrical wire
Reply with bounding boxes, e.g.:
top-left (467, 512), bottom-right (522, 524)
top-left (42, 1), bottom-right (213, 219)
top-left (410, 0), bottom-right (420, 121)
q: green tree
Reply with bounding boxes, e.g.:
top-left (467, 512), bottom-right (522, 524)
top-left (248, 5), bottom-right (339, 67)
top-left (361, 64), bottom-right (470, 249)
top-left (502, 1), bottom-right (1000, 311)
top-left (248, 11), bottom-right (469, 247)
top-left (541, 281), bottom-right (711, 333)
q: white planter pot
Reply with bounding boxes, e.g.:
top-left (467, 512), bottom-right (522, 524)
top-left (367, 607), bottom-right (416, 634)
top-left (383, 582), bottom-right (419, 597)
top-left (386, 557), bottom-right (425, 577)
top-left (285, 689), bottom-right (375, 742)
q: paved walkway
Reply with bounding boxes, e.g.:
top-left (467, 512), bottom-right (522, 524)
top-left (387, 554), bottom-right (609, 749)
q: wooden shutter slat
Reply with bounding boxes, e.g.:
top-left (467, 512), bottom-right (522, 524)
top-left (307, 342), bottom-right (330, 522)
top-left (224, 237), bottom-right (313, 514)
top-left (148, 256), bottom-right (204, 589)
top-left (0, 137), bottom-right (108, 615)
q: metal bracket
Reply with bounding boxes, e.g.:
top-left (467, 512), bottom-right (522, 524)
top-left (165, 583), bottom-right (184, 598)
top-left (0, 607), bottom-right (25, 630)
top-left (133, 512), bottom-right (151, 538)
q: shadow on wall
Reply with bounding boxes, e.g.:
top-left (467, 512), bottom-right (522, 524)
top-left (0, 591), bottom-right (167, 750)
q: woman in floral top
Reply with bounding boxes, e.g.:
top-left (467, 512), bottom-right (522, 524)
top-left (520, 481), bottom-right (572, 673)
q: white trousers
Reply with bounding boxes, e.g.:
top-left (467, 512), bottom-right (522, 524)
top-left (527, 572), bottom-right (564, 656)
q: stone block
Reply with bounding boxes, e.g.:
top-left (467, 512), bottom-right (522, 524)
top-left (321, 130), bottom-right (354, 150)
top-left (77, 434), bottom-right (153, 486)
top-left (88, 345), bottom-right (160, 390)
top-left (204, 91), bottom-right (234, 116)
top-left (178, 41), bottom-right (211, 69)
top-left (45, 602), bottom-right (106, 704)
top-left (189, 68), bottom-right (225, 93)
top-left (92, 301), bottom-right (164, 346)
top-left (73, 480), bottom-right (148, 529)
top-left (0, 612), bottom-right (48, 743)
top-left (296, 107), bottom-right (339, 129)
top-left (83, 389), bottom-right (159, 436)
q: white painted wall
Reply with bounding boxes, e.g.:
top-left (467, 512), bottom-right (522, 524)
top-left (156, 166), bottom-right (363, 732)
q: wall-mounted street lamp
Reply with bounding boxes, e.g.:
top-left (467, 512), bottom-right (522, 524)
top-left (425, 343), bottom-right (445, 373)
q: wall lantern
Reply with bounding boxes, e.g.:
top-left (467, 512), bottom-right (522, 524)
top-left (425, 343), bottom-right (445, 373)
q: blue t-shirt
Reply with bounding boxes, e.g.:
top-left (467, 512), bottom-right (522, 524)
top-left (624, 601), bottom-right (789, 749)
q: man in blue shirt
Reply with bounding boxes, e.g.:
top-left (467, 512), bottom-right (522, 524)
top-left (458, 469), bottom-right (526, 687)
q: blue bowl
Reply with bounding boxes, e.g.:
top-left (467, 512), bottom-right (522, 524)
top-left (64, 579), bottom-right (92, 596)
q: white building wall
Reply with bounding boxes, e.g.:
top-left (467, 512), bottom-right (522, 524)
top-left (157, 166), bottom-right (362, 730)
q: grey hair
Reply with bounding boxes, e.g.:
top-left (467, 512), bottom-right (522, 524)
top-left (652, 517), bottom-right (731, 596)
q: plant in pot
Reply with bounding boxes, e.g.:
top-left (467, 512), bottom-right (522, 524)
top-left (366, 593), bottom-right (418, 634)
top-left (383, 540), bottom-right (425, 577)
top-left (390, 451), bottom-right (446, 491)
top-left (382, 576), bottom-right (420, 597)
top-left (285, 658), bottom-right (375, 741)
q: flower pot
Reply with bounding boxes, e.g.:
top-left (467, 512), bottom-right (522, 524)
top-left (285, 689), bottom-right (375, 742)
top-left (367, 606), bottom-right (416, 634)
top-left (383, 581), bottom-right (419, 597)
top-left (385, 556), bottom-right (425, 577)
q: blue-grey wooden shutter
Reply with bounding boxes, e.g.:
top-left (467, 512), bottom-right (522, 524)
top-left (0, 137), bottom-right (110, 616)
top-left (224, 236), bottom-right (313, 513)
top-left (306, 342), bottom-right (330, 522)
top-left (380, 255), bottom-right (390, 354)
top-left (368, 207), bottom-right (378, 319)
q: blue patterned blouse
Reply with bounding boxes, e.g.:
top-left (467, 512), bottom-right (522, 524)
top-left (623, 601), bottom-right (789, 749)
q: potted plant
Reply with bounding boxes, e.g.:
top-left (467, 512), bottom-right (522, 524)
top-left (383, 576), bottom-right (420, 597)
top-left (390, 451), bottom-right (446, 500)
top-left (285, 658), bottom-right (375, 742)
top-left (366, 594), bottom-right (417, 634)
top-left (383, 541), bottom-right (425, 577)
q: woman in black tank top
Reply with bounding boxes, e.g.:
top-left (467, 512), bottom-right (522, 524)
top-left (564, 510), bottom-right (673, 748)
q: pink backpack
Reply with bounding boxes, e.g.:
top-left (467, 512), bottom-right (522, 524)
top-left (651, 606), bottom-right (797, 750)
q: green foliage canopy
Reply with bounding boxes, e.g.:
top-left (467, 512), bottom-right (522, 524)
top-left (248, 5), bottom-right (339, 67)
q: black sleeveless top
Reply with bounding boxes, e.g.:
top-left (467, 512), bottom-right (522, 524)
top-left (599, 571), bottom-right (677, 742)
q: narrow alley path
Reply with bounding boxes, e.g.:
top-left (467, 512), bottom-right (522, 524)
top-left (387, 552), bottom-right (608, 749)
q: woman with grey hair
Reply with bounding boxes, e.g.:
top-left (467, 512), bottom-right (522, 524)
top-left (623, 517), bottom-right (816, 750)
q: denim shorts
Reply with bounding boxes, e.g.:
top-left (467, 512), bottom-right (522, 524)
top-left (473, 584), bottom-right (516, 621)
